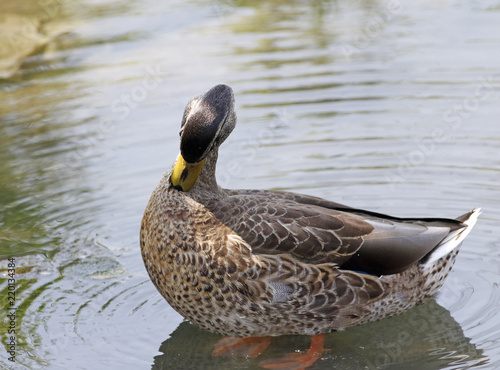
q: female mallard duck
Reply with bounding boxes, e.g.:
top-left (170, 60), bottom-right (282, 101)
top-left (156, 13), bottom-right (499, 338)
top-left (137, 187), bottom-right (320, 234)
top-left (140, 84), bottom-right (480, 368)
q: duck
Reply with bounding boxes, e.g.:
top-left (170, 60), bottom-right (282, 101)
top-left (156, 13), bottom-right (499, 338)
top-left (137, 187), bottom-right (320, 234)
top-left (140, 84), bottom-right (480, 369)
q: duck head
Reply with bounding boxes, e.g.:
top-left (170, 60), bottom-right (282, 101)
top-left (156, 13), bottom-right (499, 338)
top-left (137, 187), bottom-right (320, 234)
top-left (170, 84), bottom-right (236, 191)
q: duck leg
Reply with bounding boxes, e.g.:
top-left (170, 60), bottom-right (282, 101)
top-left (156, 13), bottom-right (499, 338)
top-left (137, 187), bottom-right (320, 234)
top-left (259, 334), bottom-right (327, 370)
top-left (213, 336), bottom-right (272, 357)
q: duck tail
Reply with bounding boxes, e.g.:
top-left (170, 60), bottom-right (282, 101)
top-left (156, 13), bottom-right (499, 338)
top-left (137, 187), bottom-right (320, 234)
top-left (419, 208), bottom-right (480, 298)
top-left (422, 208), bottom-right (481, 269)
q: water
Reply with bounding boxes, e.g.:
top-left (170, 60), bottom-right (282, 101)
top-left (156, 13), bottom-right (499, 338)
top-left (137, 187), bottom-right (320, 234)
top-left (1, 0), bottom-right (499, 369)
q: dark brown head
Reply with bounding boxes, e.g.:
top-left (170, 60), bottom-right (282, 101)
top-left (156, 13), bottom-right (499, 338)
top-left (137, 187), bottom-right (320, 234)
top-left (170, 84), bottom-right (236, 191)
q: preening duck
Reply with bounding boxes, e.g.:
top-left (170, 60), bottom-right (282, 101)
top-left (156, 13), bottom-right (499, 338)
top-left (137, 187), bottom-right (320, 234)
top-left (140, 84), bottom-right (480, 368)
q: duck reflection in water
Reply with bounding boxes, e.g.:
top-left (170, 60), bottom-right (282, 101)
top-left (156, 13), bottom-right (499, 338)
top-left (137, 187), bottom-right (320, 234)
top-left (152, 299), bottom-right (487, 369)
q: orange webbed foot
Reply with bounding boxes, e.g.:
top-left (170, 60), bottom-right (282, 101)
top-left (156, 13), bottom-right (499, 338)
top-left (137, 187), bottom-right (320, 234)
top-left (259, 334), bottom-right (328, 370)
top-left (213, 336), bottom-right (272, 358)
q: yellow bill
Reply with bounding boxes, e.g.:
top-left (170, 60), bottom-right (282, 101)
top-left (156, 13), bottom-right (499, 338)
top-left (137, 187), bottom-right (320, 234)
top-left (170, 154), bottom-right (205, 191)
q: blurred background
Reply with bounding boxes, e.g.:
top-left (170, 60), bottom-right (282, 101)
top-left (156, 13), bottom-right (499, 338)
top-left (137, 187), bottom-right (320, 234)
top-left (1, 0), bottom-right (499, 369)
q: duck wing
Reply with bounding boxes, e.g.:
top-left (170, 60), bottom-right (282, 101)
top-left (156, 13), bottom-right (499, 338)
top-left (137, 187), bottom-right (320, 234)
top-left (205, 189), bottom-right (467, 276)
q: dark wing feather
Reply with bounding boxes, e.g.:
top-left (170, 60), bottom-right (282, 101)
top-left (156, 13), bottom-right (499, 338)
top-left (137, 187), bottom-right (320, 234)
top-left (342, 217), bottom-right (463, 275)
top-left (205, 189), bottom-right (466, 275)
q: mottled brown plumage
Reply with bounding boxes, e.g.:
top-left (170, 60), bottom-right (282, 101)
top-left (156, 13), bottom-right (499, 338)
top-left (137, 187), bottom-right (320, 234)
top-left (140, 84), bottom-right (480, 338)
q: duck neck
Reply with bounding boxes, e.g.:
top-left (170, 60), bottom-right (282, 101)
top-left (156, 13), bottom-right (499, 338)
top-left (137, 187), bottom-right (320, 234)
top-left (192, 149), bottom-right (221, 195)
